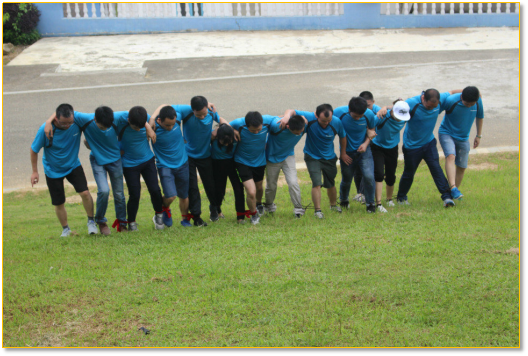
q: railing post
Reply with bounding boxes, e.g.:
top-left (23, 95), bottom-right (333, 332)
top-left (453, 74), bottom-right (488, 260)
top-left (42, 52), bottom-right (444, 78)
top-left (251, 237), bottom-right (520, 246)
top-left (487, 3), bottom-right (492, 14)
top-left (450, 3), bottom-right (455, 14)
top-left (422, 3), bottom-right (427, 14)
top-left (255, 3), bottom-right (260, 16)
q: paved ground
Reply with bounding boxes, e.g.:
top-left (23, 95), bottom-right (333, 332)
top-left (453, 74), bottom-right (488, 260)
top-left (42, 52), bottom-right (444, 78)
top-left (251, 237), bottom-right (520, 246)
top-left (2, 27), bottom-right (520, 191)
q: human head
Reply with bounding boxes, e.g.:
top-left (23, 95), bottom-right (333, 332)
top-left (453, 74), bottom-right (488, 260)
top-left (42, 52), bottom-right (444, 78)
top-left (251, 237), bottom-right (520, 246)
top-left (315, 104), bottom-right (334, 128)
top-left (191, 95), bottom-right (209, 119)
top-left (157, 105), bottom-right (178, 131)
top-left (128, 106), bottom-right (148, 131)
top-left (348, 96), bottom-right (368, 120)
top-left (287, 115), bottom-right (305, 135)
top-left (421, 89), bottom-right (440, 110)
top-left (217, 123), bottom-right (235, 153)
top-left (461, 86), bottom-right (480, 107)
top-left (54, 103), bottom-right (74, 129)
top-left (245, 111), bottom-right (263, 133)
top-left (94, 106), bottom-right (114, 129)
top-left (359, 91), bottom-right (375, 110)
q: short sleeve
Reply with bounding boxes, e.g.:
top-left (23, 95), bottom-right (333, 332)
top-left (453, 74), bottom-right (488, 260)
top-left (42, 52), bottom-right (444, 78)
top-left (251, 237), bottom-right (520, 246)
top-left (365, 110), bottom-right (378, 129)
top-left (31, 125), bottom-right (47, 154)
top-left (295, 110), bottom-right (315, 122)
top-left (211, 110), bottom-right (220, 123)
top-left (439, 92), bottom-right (451, 111)
top-left (372, 104), bottom-right (382, 115)
top-left (270, 118), bottom-right (282, 133)
top-left (230, 118), bottom-right (244, 131)
top-left (333, 117), bottom-right (346, 138)
top-left (73, 111), bottom-right (94, 127)
top-left (477, 98), bottom-right (484, 119)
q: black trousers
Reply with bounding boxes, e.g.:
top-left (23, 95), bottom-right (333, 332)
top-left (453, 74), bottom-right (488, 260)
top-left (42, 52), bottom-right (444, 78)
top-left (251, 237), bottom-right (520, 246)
top-left (188, 156), bottom-right (217, 217)
top-left (122, 157), bottom-right (163, 222)
top-left (212, 158), bottom-right (246, 219)
top-left (371, 143), bottom-right (399, 187)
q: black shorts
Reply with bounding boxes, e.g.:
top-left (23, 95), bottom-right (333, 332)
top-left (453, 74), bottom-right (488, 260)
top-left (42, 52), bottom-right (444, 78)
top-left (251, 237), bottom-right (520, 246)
top-left (235, 162), bottom-right (266, 183)
top-left (45, 165), bottom-right (89, 206)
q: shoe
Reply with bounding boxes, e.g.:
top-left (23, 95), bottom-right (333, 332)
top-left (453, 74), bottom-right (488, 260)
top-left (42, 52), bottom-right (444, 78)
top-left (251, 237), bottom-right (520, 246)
top-left (314, 211), bottom-right (324, 219)
top-left (193, 217), bottom-right (208, 227)
top-left (377, 205), bottom-right (388, 213)
top-left (250, 214), bottom-right (260, 225)
top-left (87, 221), bottom-right (98, 235)
top-left (443, 198), bottom-right (455, 208)
top-left (397, 198), bottom-right (410, 206)
top-left (237, 219), bottom-right (246, 225)
top-left (451, 187), bottom-right (463, 200)
top-left (330, 205), bottom-right (342, 213)
top-left (339, 201), bottom-right (350, 209)
top-left (162, 206), bottom-right (173, 227)
top-left (256, 204), bottom-right (265, 217)
top-left (128, 222), bottom-right (139, 232)
top-left (153, 213), bottom-right (165, 230)
top-left (218, 213), bottom-right (225, 219)
top-left (294, 213), bottom-right (302, 219)
top-left (61, 227), bottom-right (71, 237)
top-left (98, 222), bottom-right (111, 236)
top-left (367, 204), bottom-right (376, 213)
top-left (180, 219), bottom-right (192, 227)
top-left (209, 205), bottom-right (219, 222)
top-left (387, 199), bottom-right (395, 207)
top-left (119, 223), bottom-right (128, 232)
top-left (352, 193), bottom-right (362, 203)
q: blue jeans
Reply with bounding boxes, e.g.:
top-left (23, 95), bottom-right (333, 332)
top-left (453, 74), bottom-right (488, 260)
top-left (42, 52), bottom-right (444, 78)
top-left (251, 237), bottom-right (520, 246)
top-left (158, 161), bottom-right (190, 199)
top-left (90, 155), bottom-right (126, 224)
top-left (339, 145), bottom-right (375, 205)
top-left (397, 138), bottom-right (452, 201)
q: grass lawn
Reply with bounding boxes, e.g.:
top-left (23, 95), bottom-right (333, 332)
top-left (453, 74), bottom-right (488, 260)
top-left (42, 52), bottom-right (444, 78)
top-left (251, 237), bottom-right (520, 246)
top-left (2, 152), bottom-right (519, 347)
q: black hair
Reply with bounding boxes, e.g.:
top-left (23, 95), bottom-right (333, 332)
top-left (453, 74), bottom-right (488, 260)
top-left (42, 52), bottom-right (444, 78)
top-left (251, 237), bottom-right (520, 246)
top-left (217, 123), bottom-right (234, 154)
top-left (245, 111), bottom-right (263, 128)
top-left (348, 96), bottom-right (368, 115)
top-left (392, 98), bottom-right (403, 105)
top-left (359, 91), bottom-right (374, 101)
top-left (461, 86), bottom-right (480, 103)
top-left (128, 106), bottom-right (148, 127)
top-left (159, 105), bottom-right (177, 122)
top-left (56, 103), bottom-right (74, 120)
top-left (423, 89), bottom-right (440, 102)
top-left (315, 103), bottom-right (333, 118)
top-left (94, 106), bottom-right (114, 128)
top-left (288, 115), bottom-right (305, 132)
top-left (190, 96), bottom-right (208, 112)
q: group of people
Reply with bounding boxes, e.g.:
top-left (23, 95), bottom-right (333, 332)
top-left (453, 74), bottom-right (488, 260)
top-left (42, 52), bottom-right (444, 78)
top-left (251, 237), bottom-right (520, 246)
top-left (30, 87), bottom-right (484, 237)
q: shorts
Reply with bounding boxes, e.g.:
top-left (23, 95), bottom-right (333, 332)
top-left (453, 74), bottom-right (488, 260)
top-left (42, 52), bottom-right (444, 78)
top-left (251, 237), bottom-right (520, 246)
top-left (45, 165), bottom-right (89, 206)
top-left (235, 162), bottom-right (266, 183)
top-left (158, 161), bottom-right (190, 199)
top-left (304, 153), bottom-right (338, 188)
top-left (439, 133), bottom-right (470, 169)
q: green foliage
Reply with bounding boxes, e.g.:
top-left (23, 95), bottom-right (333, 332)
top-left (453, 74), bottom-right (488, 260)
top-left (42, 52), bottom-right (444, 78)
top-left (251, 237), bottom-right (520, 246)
top-left (3, 3), bottom-right (41, 45)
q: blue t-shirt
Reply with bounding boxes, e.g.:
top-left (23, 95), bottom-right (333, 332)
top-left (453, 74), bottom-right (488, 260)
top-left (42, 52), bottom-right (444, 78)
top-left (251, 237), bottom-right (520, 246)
top-left (173, 105), bottom-right (220, 159)
top-left (372, 104), bottom-right (382, 115)
top-left (114, 111), bottom-right (154, 168)
top-left (333, 106), bottom-right (378, 152)
top-left (295, 110), bottom-right (345, 160)
top-left (265, 117), bottom-right (305, 164)
top-left (211, 137), bottom-right (238, 160)
top-left (403, 92), bottom-right (450, 150)
top-left (151, 120), bottom-right (187, 169)
top-left (230, 115), bottom-right (275, 167)
top-left (73, 111), bottom-right (121, 166)
top-left (438, 93), bottom-right (484, 141)
top-left (31, 122), bottom-right (82, 178)
top-left (372, 110), bottom-right (407, 149)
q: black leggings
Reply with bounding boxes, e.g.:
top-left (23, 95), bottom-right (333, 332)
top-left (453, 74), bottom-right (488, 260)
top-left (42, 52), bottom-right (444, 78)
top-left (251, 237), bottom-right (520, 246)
top-left (371, 143), bottom-right (399, 187)
top-left (188, 156), bottom-right (217, 217)
top-left (122, 157), bottom-right (163, 222)
top-left (212, 158), bottom-right (246, 219)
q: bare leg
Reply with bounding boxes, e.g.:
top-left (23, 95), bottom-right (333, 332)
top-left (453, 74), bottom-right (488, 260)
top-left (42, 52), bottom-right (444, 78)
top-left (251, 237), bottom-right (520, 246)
top-left (179, 198), bottom-right (189, 216)
top-left (243, 179), bottom-right (257, 213)
top-left (455, 166), bottom-right (466, 188)
top-left (55, 204), bottom-right (68, 226)
top-left (386, 184), bottom-right (395, 201)
top-left (445, 155), bottom-right (457, 188)
top-left (163, 196), bottom-right (177, 208)
top-left (255, 180), bottom-right (264, 204)
top-left (79, 190), bottom-right (94, 217)
top-left (312, 186), bottom-right (322, 210)
top-left (327, 186), bottom-right (337, 206)
top-left (375, 182), bottom-right (383, 204)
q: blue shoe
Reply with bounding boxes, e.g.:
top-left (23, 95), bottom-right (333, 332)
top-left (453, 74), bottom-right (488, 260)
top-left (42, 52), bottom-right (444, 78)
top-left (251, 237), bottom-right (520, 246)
top-left (162, 207), bottom-right (173, 227)
top-left (451, 187), bottom-right (463, 200)
top-left (180, 219), bottom-right (192, 227)
top-left (443, 198), bottom-right (455, 208)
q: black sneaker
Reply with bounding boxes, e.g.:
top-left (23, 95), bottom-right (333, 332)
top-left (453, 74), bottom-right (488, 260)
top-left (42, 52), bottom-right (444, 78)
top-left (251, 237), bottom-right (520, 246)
top-left (193, 217), bottom-right (208, 227)
top-left (366, 204), bottom-right (376, 213)
top-left (209, 205), bottom-right (219, 222)
top-left (339, 201), bottom-right (350, 209)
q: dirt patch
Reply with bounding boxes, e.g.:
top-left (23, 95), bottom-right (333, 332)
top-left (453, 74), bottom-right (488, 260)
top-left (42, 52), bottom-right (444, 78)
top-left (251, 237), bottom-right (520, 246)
top-left (395, 212), bottom-right (411, 218)
top-left (467, 162), bottom-right (499, 171)
top-left (3, 44), bottom-right (29, 65)
top-left (505, 248), bottom-right (519, 255)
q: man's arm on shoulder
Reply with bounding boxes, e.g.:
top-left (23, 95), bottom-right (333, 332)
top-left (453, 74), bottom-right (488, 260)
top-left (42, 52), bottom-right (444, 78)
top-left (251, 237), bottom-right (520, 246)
top-left (150, 104), bottom-right (169, 129)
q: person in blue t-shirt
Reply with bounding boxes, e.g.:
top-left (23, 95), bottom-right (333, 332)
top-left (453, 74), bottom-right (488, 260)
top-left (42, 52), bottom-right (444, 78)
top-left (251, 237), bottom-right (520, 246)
top-left (45, 106), bottom-right (128, 234)
top-left (396, 88), bottom-right (461, 207)
top-left (30, 103), bottom-right (97, 238)
top-left (210, 124), bottom-right (246, 224)
top-left (438, 86), bottom-right (484, 200)
top-left (172, 96), bottom-right (228, 227)
top-left (230, 111), bottom-right (275, 225)
top-left (282, 104), bottom-right (349, 219)
top-left (264, 114), bottom-right (307, 218)
top-left (148, 105), bottom-right (192, 228)
top-left (333, 97), bottom-right (378, 213)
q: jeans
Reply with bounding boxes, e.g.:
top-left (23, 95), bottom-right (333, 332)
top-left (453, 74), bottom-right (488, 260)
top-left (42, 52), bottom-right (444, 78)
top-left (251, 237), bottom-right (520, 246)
top-left (158, 161), bottom-right (190, 199)
top-left (264, 155), bottom-right (304, 215)
top-left (397, 138), bottom-right (452, 201)
top-left (90, 156), bottom-right (126, 224)
top-left (339, 145), bottom-right (375, 205)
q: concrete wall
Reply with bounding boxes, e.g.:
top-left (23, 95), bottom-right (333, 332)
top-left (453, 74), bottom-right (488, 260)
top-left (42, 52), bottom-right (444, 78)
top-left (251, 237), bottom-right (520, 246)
top-left (35, 3), bottom-right (519, 37)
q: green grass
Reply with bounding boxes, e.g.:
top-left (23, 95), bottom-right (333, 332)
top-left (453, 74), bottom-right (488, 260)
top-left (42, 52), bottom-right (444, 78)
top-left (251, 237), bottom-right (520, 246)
top-left (3, 152), bottom-right (519, 347)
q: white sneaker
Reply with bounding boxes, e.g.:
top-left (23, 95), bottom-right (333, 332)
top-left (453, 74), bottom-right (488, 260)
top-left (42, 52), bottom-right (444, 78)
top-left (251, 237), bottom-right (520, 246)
top-left (377, 205), bottom-right (388, 213)
top-left (61, 227), bottom-right (71, 237)
top-left (330, 205), bottom-right (342, 213)
top-left (352, 193), bottom-right (363, 203)
top-left (128, 222), bottom-right (139, 231)
top-left (397, 198), bottom-right (410, 206)
top-left (314, 211), bottom-right (324, 219)
top-left (250, 214), bottom-right (260, 225)
top-left (387, 200), bottom-right (395, 207)
top-left (153, 214), bottom-right (165, 230)
top-left (87, 221), bottom-right (98, 234)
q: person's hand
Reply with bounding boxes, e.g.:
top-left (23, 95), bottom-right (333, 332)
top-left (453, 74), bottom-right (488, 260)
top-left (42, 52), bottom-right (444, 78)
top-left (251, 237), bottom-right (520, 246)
top-left (146, 129), bottom-right (156, 144)
top-left (341, 152), bottom-right (352, 166)
top-left (208, 102), bottom-right (217, 113)
top-left (30, 172), bottom-right (39, 187)
top-left (474, 136), bottom-right (481, 149)
top-left (83, 139), bottom-right (91, 150)
top-left (233, 130), bottom-right (240, 142)
top-left (367, 130), bottom-right (377, 140)
top-left (376, 107), bottom-right (388, 118)
top-left (44, 119), bottom-right (55, 139)
top-left (358, 142), bottom-right (369, 153)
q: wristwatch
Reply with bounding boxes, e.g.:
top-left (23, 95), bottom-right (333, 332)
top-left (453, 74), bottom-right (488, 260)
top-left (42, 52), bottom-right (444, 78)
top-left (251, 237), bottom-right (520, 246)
top-left (476, 135), bottom-right (482, 138)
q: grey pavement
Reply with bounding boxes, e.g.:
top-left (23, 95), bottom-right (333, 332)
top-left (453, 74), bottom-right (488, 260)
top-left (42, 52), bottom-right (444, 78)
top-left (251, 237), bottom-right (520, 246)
top-left (2, 27), bottom-right (520, 191)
